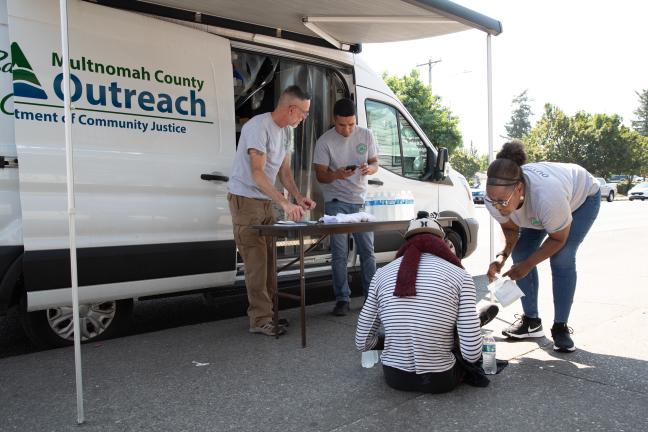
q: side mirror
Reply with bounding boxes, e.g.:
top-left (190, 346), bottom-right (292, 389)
top-left (433, 147), bottom-right (448, 181)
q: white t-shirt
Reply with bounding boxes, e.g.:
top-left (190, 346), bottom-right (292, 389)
top-left (486, 162), bottom-right (599, 233)
top-left (227, 113), bottom-right (292, 200)
top-left (313, 126), bottom-right (378, 204)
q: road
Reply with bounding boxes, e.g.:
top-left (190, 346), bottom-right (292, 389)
top-left (1, 199), bottom-right (646, 358)
top-left (463, 198), bottom-right (647, 276)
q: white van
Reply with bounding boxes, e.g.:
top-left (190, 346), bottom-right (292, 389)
top-left (1, 0), bottom-right (498, 347)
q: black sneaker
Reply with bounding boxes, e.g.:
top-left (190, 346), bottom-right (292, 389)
top-left (332, 301), bottom-right (350, 316)
top-left (551, 322), bottom-right (575, 353)
top-left (502, 314), bottom-right (545, 339)
top-left (478, 304), bottom-right (499, 327)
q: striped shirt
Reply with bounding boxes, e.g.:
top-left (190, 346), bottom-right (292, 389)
top-left (355, 254), bottom-right (483, 374)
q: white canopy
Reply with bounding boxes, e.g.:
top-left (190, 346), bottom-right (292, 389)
top-left (98, 0), bottom-right (502, 49)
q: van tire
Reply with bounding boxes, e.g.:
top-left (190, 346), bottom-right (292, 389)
top-left (607, 191), bottom-right (614, 202)
top-left (444, 230), bottom-right (463, 258)
top-left (20, 297), bottom-right (134, 349)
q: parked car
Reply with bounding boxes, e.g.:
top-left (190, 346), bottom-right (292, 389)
top-left (471, 186), bottom-right (485, 204)
top-left (608, 174), bottom-right (630, 183)
top-left (628, 183), bottom-right (648, 201)
top-left (594, 177), bottom-right (617, 202)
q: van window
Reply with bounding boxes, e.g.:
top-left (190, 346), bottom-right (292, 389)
top-left (366, 100), bottom-right (429, 179)
top-left (398, 113), bottom-right (428, 179)
top-left (365, 100), bottom-right (401, 174)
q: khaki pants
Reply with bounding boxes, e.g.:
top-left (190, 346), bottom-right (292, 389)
top-left (228, 193), bottom-right (277, 328)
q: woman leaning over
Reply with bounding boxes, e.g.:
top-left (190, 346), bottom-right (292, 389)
top-left (485, 140), bottom-right (600, 353)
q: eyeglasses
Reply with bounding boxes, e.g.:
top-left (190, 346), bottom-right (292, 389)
top-left (290, 104), bottom-right (309, 118)
top-left (485, 186), bottom-right (517, 207)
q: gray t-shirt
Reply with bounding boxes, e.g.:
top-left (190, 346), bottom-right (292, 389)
top-left (227, 112), bottom-right (292, 200)
top-left (313, 126), bottom-right (378, 204)
top-left (486, 162), bottom-right (599, 233)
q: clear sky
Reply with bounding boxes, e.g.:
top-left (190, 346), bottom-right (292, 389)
top-left (359, 0), bottom-right (648, 156)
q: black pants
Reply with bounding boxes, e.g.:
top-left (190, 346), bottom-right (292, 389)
top-left (382, 363), bottom-right (465, 394)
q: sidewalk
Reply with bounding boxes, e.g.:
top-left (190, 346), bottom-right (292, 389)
top-left (1, 271), bottom-right (646, 432)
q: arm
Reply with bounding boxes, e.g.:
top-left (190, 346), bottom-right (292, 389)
top-left (278, 154), bottom-right (303, 201)
top-left (456, 272), bottom-right (482, 363)
top-left (249, 149), bottom-right (304, 220)
top-left (355, 277), bottom-right (381, 351)
top-left (314, 163), bottom-right (355, 184)
top-left (503, 224), bottom-right (570, 280)
top-left (360, 129), bottom-right (380, 176)
top-left (487, 219), bottom-right (520, 281)
top-left (278, 154), bottom-right (316, 211)
top-left (359, 156), bottom-right (379, 176)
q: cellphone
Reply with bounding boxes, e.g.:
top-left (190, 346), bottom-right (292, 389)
top-left (345, 164), bottom-right (357, 171)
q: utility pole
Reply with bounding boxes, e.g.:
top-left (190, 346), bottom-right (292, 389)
top-left (416, 58), bottom-right (442, 91)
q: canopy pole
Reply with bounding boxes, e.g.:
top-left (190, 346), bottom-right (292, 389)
top-left (59, 0), bottom-right (84, 424)
top-left (486, 33), bottom-right (494, 264)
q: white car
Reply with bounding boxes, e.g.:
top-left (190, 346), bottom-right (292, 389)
top-left (594, 177), bottom-right (616, 202)
top-left (628, 183), bottom-right (648, 201)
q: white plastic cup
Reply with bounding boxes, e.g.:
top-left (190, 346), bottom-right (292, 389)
top-left (361, 350), bottom-right (379, 368)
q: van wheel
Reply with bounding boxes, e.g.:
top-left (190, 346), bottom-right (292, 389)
top-left (20, 298), bottom-right (133, 349)
top-left (607, 191), bottom-right (614, 202)
top-left (444, 230), bottom-right (464, 259)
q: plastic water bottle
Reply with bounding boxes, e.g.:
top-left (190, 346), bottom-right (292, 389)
top-left (361, 350), bottom-right (380, 368)
top-left (482, 333), bottom-right (497, 375)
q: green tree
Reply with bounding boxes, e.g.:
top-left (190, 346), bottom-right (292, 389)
top-left (450, 143), bottom-right (484, 181)
top-left (505, 90), bottom-right (533, 139)
top-left (383, 70), bottom-right (463, 154)
top-left (525, 104), bottom-right (641, 179)
top-left (632, 89), bottom-right (648, 136)
top-left (524, 103), bottom-right (570, 162)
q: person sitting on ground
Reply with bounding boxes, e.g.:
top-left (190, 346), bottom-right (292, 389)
top-left (355, 214), bottom-right (499, 393)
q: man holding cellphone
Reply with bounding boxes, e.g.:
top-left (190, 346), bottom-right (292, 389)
top-left (313, 98), bottom-right (379, 315)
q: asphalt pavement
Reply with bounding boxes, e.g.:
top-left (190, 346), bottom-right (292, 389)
top-left (0, 202), bottom-right (646, 431)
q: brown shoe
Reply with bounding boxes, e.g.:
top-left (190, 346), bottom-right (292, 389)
top-left (249, 322), bottom-right (286, 336)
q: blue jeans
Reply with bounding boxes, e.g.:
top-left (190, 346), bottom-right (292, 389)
top-left (512, 191), bottom-right (600, 323)
top-left (325, 200), bottom-right (376, 301)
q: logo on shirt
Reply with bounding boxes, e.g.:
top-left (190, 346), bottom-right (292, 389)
top-left (531, 218), bottom-right (541, 226)
top-left (526, 166), bottom-right (549, 178)
top-left (356, 143), bottom-right (367, 154)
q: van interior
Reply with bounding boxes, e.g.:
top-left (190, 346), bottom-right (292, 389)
top-left (231, 48), bottom-right (354, 268)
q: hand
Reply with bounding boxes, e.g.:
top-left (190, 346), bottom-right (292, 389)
top-left (487, 259), bottom-right (504, 282)
top-left (359, 163), bottom-right (374, 176)
top-left (335, 167), bottom-right (355, 180)
top-left (281, 201), bottom-right (305, 221)
top-left (503, 260), bottom-right (533, 281)
top-left (297, 196), bottom-right (316, 210)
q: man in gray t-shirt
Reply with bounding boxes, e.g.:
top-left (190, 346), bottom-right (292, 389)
top-left (227, 85), bottom-right (315, 337)
top-left (313, 98), bottom-right (379, 316)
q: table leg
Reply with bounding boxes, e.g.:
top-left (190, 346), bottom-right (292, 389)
top-left (271, 236), bottom-right (279, 340)
top-left (299, 232), bottom-right (306, 348)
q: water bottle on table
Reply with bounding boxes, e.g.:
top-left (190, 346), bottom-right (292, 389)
top-left (482, 332), bottom-right (497, 375)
